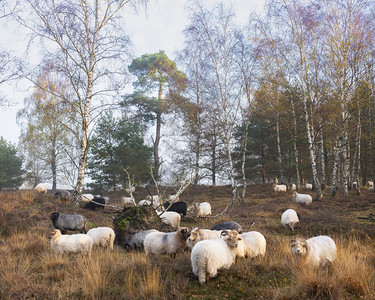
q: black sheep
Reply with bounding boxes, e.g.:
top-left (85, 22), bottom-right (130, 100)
top-left (163, 201), bottom-right (187, 217)
top-left (84, 197), bottom-right (106, 210)
top-left (211, 221), bottom-right (243, 233)
top-left (50, 212), bottom-right (87, 234)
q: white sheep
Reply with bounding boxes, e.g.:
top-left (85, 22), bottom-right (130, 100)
top-left (81, 193), bottom-right (94, 202)
top-left (144, 227), bottom-right (191, 256)
top-left (304, 183), bottom-right (313, 190)
top-left (281, 209), bottom-right (299, 230)
top-left (34, 183), bottom-right (47, 193)
top-left (138, 199), bottom-right (152, 206)
top-left (50, 229), bottom-right (93, 255)
top-left (237, 231), bottom-right (266, 258)
top-left (352, 182), bottom-right (358, 190)
top-left (367, 181), bottom-right (374, 187)
top-left (126, 229), bottom-right (159, 249)
top-left (273, 183), bottom-right (287, 192)
top-left (86, 227), bottom-right (115, 250)
top-left (192, 202), bottom-right (211, 218)
top-left (191, 230), bottom-right (242, 284)
top-left (293, 191), bottom-right (312, 205)
top-left (288, 183), bottom-right (297, 191)
top-left (187, 227), bottom-right (223, 250)
top-left (126, 186), bottom-right (136, 193)
top-left (157, 211), bottom-right (181, 229)
top-left (289, 235), bottom-right (336, 266)
top-left (146, 195), bottom-right (161, 210)
top-left (121, 196), bottom-right (136, 207)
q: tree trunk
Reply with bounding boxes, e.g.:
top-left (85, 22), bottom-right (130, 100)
top-left (211, 133), bottom-right (216, 186)
top-left (291, 99), bottom-right (300, 190)
top-left (319, 123), bottom-right (326, 191)
top-left (154, 83), bottom-right (163, 178)
top-left (276, 115), bottom-right (283, 181)
top-left (331, 138), bottom-right (340, 197)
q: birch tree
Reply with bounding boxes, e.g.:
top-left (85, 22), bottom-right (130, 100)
top-left (19, 0), bottom-right (147, 206)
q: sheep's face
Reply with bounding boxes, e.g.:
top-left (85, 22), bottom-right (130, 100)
top-left (290, 239), bottom-right (308, 256)
top-left (188, 228), bottom-right (200, 242)
top-left (178, 227), bottom-right (191, 240)
top-left (221, 230), bottom-right (242, 248)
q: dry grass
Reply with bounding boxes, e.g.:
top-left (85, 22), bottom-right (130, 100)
top-left (0, 185), bottom-right (374, 299)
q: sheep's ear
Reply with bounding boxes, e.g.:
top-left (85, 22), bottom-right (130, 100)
top-left (303, 241), bottom-right (308, 248)
top-left (221, 230), bottom-right (228, 236)
top-left (237, 237), bottom-right (242, 241)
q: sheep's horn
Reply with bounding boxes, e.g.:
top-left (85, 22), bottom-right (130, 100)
top-left (221, 230), bottom-right (228, 236)
top-left (289, 239), bottom-right (296, 244)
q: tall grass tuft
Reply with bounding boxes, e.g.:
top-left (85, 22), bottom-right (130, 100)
top-left (19, 189), bottom-right (36, 203)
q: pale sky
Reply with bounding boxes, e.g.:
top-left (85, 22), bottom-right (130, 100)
top-left (0, 0), bottom-right (264, 145)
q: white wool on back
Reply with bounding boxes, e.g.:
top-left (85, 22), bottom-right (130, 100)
top-left (144, 228), bottom-right (188, 255)
top-left (51, 230), bottom-right (93, 255)
top-left (273, 184), bottom-right (287, 192)
top-left (87, 227), bottom-right (115, 250)
top-left (281, 209), bottom-right (299, 227)
top-left (191, 238), bottom-right (238, 284)
top-left (157, 211), bottom-right (181, 229)
top-left (127, 229), bottom-right (159, 248)
top-left (237, 231), bottom-right (266, 258)
top-left (293, 192), bottom-right (312, 205)
top-left (193, 202), bottom-right (211, 217)
top-left (34, 183), bottom-right (47, 193)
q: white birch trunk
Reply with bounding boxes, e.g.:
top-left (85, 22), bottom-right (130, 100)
top-left (331, 138), bottom-right (340, 197)
top-left (276, 114), bottom-right (283, 181)
top-left (319, 123), bottom-right (326, 190)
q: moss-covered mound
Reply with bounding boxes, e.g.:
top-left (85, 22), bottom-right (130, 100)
top-left (113, 206), bottom-right (168, 247)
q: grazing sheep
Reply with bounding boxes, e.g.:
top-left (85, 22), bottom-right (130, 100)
top-left (187, 227), bottom-right (224, 250)
top-left (34, 183), bottom-right (47, 193)
top-left (87, 227), bottom-right (115, 250)
top-left (50, 212), bottom-right (87, 234)
top-left (81, 193), bottom-right (94, 202)
top-left (50, 229), bottom-right (93, 255)
top-left (54, 190), bottom-right (71, 203)
top-left (144, 227), bottom-right (191, 256)
top-left (290, 235), bottom-right (336, 266)
top-left (126, 229), bottom-right (159, 249)
top-left (163, 201), bottom-right (187, 217)
top-left (369, 186), bottom-right (374, 192)
top-left (121, 196), bottom-right (136, 207)
top-left (281, 209), bottom-right (299, 230)
top-left (138, 199), bottom-right (152, 206)
top-left (273, 183), bottom-right (287, 192)
top-left (84, 197), bottom-right (106, 210)
top-left (191, 230), bottom-right (242, 284)
top-left (367, 181), bottom-right (374, 187)
top-left (237, 231), bottom-right (266, 258)
top-left (157, 211), bottom-right (181, 229)
top-left (304, 183), bottom-right (313, 190)
top-left (288, 183), bottom-right (297, 191)
top-left (192, 202), bottom-right (211, 218)
top-left (211, 222), bottom-right (243, 234)
top-left (293, 191), bottom-right (312, 205)
top-left (146, 195), bottom-right (161, 210)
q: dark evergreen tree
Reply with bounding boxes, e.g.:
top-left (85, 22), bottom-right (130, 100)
top-left (0, 137), bottom-right (24, 190)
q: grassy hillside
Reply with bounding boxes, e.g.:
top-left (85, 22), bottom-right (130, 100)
top-left (0, 184), bottom-right (374, 299)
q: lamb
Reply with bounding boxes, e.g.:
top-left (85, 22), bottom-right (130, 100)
top-left (273, 183), bottom-right (287, 192)
top-left (187, 227), bottom-right (223, 250)
top-left (192, 202), bottom-right (211, 218)
top-left (34, 183), bottom-right (47, 193)
top-left (191, 230), bottom-right (242, 284)
top-left (50, 212), bottom-right (87, 234)
top-left (289, 235), bottom-right (336, 266)
top-left (54, 190), bottom-right (71, 203)
top-left (125, 229), bottom-right (159, 249)
top-left (304, 183), bottom-right (313, 190)
top-left (144, 227), bottom-right (190, 256)
top-left (86, 227), bottom-right (115, 250)
top-left (293, 191), bottom-right (312, 205)
top-left (50, 229), bottom-right (93, 255)
top-left (84, 196), bottom-right (106, 210)
top-left (211, 221), bottom-right (243, 233)
top-left (163, 201), bottom-right (187, 217)
top-left (156, 211), bottom-right (181, 230)
top-left (237, 231), bottom-right (266, 258)
top-left (281, 209), bottom-right (299, 230)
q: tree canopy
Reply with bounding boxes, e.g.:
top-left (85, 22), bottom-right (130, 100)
top-left (0, 137), bottom-right (24, 190)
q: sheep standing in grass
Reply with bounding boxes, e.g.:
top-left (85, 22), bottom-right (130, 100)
top-left (237, 231), bottom-right (266, 258)
top-left (187, 227), bottom-right (223, 250)
top-left (273, 183), bottom-right (287, 192)
top-left (81, 194), bottom-right (94, 202)
top-left (281, 209), bottom-right (299, 230)
top-left (290, 235), bottom-right (336, 266)
top-left (121, 196), bottom-right (136, 207)
top-left (50, 212), bottom-right (87, 234)
top-left (293, 191), bottom-right (312, 205)
top-left (288, 183), bottom-right (297, 191)
top-left (211, 222), bottom-right (243, 233)
top-left (304, 183), bottom-right (313, 190)
top-left (54, 190), bottom-right (71, 203)
top-left (34, 183), bottom-right (47, 193)
top-left (367, 181), bottom-right (374, 187)
top-left (126, 229), bottom-right (159, 249)
top-left (146, 195), bottom-right (161, 210)
top-left (87, 227), bottom-right (115, 250)
top-left (191, 230), bottom-right (242, 284)
top-left (50, 229), bottom-right (93, 255)
top-left (144, 227), bottom-right (190, 256)
top-left (163, 201), bottom-right (187, 217)
top-left (157, 211), bottom-right (181, 229)
top-left (192, 202), bottom-right (211, 219)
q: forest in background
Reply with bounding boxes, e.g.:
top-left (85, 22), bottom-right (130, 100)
top-left (0, 0), bottom-right (375, 204)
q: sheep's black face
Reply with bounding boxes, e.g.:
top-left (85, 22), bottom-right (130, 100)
top-left (50, 212), bottom-right (59, 221)
top-left (179, 228), bottom-right (191, 239)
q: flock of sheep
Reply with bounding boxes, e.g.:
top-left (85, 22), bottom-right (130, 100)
top-left (33, 179), bottom-right (351, 286)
